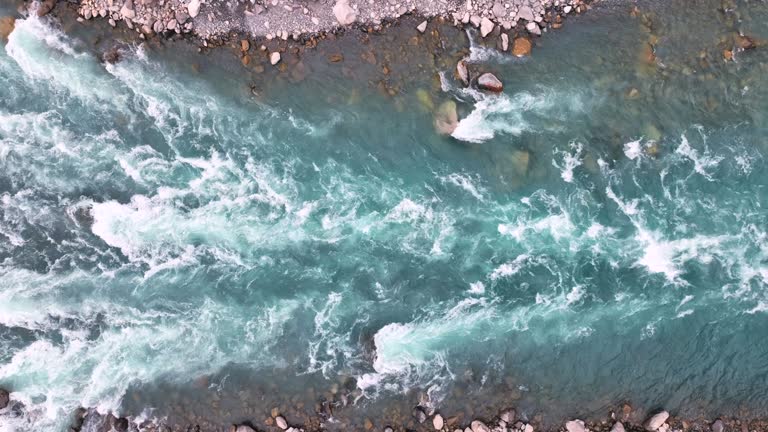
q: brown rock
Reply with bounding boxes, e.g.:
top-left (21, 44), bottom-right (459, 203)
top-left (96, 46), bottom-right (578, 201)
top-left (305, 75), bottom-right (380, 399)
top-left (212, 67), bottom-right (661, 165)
top-left (241, 55), bottom-right (250, 66)
top-left (328, 53), bottom-right (344, 62)
top-left (241, 39), bottom-right (250, 52)
top-left (723, 49), bottom-right (733, 61)
top-left (512, 37), bottom-right (532, 57)
top-left (364, 418), bottom-right (374, 431)
top-left (0, 388), bottom-right (8, 409)
top-left (271, 407), bottom-right (280, 418)
top-left (737, 34), bottom-right (756, 50)
top-left (0, 16), bottom-right (15, 42)
top-left (477, 72), bottom-right (503, 92)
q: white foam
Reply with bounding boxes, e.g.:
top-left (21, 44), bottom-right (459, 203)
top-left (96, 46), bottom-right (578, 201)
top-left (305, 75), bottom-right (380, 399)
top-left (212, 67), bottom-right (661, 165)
top-left (553, 142), bottom-right (584, 183)
top-left (675, 133), bottom-right (723, 180)
top-left (623, 139), bottom-right (643, 160)
top-left (468, 281), bottom-right (486, 294)
top-left (440, 173), bottom-right (485, 200)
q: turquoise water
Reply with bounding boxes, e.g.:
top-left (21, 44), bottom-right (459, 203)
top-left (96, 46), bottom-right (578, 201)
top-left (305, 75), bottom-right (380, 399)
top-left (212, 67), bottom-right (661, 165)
top-left (2, 0), bottom-right (768, 430)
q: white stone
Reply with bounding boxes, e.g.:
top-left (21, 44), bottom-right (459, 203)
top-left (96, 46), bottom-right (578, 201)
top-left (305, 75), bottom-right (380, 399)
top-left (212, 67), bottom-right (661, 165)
top-left (433, 414), bottom-right (444, 430)
top-left (270, 52), bottom-right (281, 65)
top-left (333, 0), bottom-right (357, 25)
top-left (563, 5), bottom-right (572, 13)
top-left (611, 423), bottom-right (625, 432)
top-left (526, 21), bottom-right (541, 35)
top-left (501, 33), bottom-right (509, 51)
top-left (480, 17), bottom-right (494, 37)
top-left (187, 0), bottom-right (200, 18)
top-left (518, 5), bottom-right (534, 21)
top-left (644, 412), bottom-right (670, 432)
top-left (471, 420), bottom-right (491, 432)
top-left (276, 416), bottom-right (288, 430)
top-left (523, 425), bottom-right (533, 432)
top-left (566, 420), bottom-right (586, 432)
top-left (417, 20), bottom-right (427, 33)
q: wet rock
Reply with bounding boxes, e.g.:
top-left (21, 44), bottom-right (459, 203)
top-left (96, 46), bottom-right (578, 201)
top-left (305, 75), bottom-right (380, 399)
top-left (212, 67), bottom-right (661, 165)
top-left (501, 33), bottom-right (509, 51)
top-left (0, 388), bottom-right (8, 409)
top-left (37, 0), bottom-right (57, 17)
top-left (413, 407), bottom-right (428, 424)
top-left (102, 46), bottom-right (121, 64)
top-left (471, 420), bottom-right (491, 432)
top-left (270, 52), bottom-right (281, 65)
top-left (417, 20), bottom-right (427, 33)
top-left (480, 17), bottom-right (494, 37)
top-left (566, 420), bottom-right (586, 432)
top-left (332, 0), bottom-right (357, 26)
top-left (187, 0), bottom-right (200, 18)
top-left (611, 422), bottom-right (626, 432)
top-left (477, 72), bottom-right (503, 92)
top-left (644, 411), bottom-right (670, 431)
top-left (114, 417), bottom-right (129, 432)
top-left (500, 410), bottom-right (515, 424)
top-left (512, 37), bottom-right (532, 57)
top-left (364, 418), bottom-right (374, 431)
top-left (276, 416), bottom-right (288, 430)
top-left (434, 414), bottom-right (445, 430)
top-left (737, 35), bottom-right (755, 50)
top-left (0, 16), bottom-right (15, 42)
top-left (456, 59), bottom-right (469, 86)
top-left (712, 420), bottom-right (724, 432)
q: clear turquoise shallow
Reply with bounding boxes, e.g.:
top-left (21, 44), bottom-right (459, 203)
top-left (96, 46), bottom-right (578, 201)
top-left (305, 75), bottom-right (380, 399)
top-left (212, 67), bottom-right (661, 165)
top-left (2, 0), bottom-right (768, 430)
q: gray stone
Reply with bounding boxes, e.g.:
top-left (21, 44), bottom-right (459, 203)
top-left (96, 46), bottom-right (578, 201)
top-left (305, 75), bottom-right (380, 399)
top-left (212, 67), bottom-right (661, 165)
top-left (644, 411), bottom-right (670, 432)
top-left (413, 407), bottom-right (428, 424)
top-left (0, 388), bottom-right (9, 409)
top-left (500, 410), bottom-right (515, 424)
top-left (712, 420), bottom-right (724, 432)
top-left (565, 420), bottom-right (586, 432)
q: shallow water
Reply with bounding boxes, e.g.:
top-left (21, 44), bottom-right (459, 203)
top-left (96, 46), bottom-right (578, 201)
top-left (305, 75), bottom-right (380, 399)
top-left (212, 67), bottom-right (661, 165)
top-left (2, 0), bottom-right (768, 431)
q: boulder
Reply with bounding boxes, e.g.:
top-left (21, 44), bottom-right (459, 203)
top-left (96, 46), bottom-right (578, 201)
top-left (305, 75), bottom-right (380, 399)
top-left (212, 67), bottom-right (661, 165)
top-left (332, 0), bottom-right (357, 26)
top-left (480, 17), bottom-right (494, 37)
top-left (0, 16), bottom-right (15, 42)
top-left (433, 414), bottom-right (444, 430)
top-left (456, 59), bottom-right (469, 86)
top-left (119, 0), bottom-right (135, 20)
top-left (477, 73), bottom-right (503, 92)
top-left (270, 52), bottom-right (281, 65)
top-left (644, 411), bottom-right (670, 431)
top-left (711, 420), bottom-right (724, 432)
top-left (413, 407), bottom-right (428, 424)
top-left (499, 410), bottom-right (515, 424)
top-left (276, 416), bottom-right (288, 430)
top-left (501, 33), bottom-right (509, 51)
top-left (471, 420), bottom-right (491, 432)
top-left (512, 37), bottom-right (531, 56)
top-left (611, 422), bottom-right (626, 432)
top-left (417, 20), bottom-right (427, 33)
top-left (187, 0), bottom-right (201, 18)
top-left (37, 0), bottom-right (57, 17)
top-left (517, 5), bottom-right (534, 22)
top-left (566, 420), bottom-right (586, 432)
top-left (0, 388), bottom-right (9, 409)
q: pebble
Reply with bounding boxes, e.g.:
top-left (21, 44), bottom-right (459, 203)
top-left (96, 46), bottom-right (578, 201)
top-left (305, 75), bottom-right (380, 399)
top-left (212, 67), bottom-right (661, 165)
top-left (270, 52), bottom-right (281, 65)
top-left (276, 416), bottom-right (288, 430)
top-left (645, 411), bottom-right (670, 432)
top-left (433, 414), bottom-right (445, 430)
top-left (471, 420), bottom-right (491, 432)
top-left (611, 422), bottom-right (626, 432)
top-left (566, 420), bottom-right (587, 432)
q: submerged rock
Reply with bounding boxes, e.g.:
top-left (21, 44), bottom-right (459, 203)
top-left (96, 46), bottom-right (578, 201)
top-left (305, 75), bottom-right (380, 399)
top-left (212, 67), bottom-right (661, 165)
top-left (500, 410), bottom-right (515, 424)
top-left (413, 407), bottom-right (428, 424)
top-left (332, 0), bottom-right (357, 26)
top-left (0, 388), bottom-right (9, 409)
top-left (434, 100), bottom-right (458, 135)
top-left (37, 0), bottom-right (57, 17)
top-left (566, 420), bottom-right (586, 432)
top-left (644, 411), bottom-right (670, 431)
top-left (477, 73), bottom-right (503, 92)
top-left (0, 16), bottom-right (15, 42)
top-left (512, 37), bottom-right (532, 57)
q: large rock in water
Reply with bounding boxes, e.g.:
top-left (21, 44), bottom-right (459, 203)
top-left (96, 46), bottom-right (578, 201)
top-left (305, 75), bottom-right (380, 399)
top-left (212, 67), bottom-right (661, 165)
top-left (566, 420), bottom-right (586, 432)
top-left (0, 16), bottom-right (15, 42)
top-left (332, 0), bottom-right (357, 26)
top-left (477, 73), bottom-right (503, 92)
top-left (644, 411), bottom-right (670, 431)
top-left (434, 100), bottom-right (458, 136)
top-left (456, 59), bottom-right (469, 86)
top-left (0, 388), bottom-right (9, 409)
top-left (512, 37), bottom-right (531, 57)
